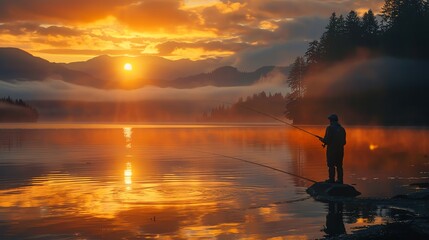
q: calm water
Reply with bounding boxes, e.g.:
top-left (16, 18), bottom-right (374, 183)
top-left (0, 124), bottom-right (428, 239)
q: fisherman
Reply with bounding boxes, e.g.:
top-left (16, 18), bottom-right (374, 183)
top-left (318, 114), bottom-right (346, 184)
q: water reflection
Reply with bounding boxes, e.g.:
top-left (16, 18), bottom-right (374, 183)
top-left (0, 125), bottom-right (428, 239)
top-left (123, 127), bottom-right (133, 190)
top-left (323, 202), bottom-right (346, 237)
top-left (123, 127), bottom-right (132, 149)
top-left (124, 161), bottom-right (133, 187)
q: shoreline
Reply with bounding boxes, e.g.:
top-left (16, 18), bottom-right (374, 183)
top-left (320, 187), bottom-right (429, 239)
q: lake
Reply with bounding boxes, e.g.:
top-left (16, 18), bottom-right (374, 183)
top-left (0, 124), bottom-right (428, 239)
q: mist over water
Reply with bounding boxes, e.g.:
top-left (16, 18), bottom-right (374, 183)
top-left (0, 124), bottom-right (428, 239)
top-left (293, 55), bottom-right (429, 125)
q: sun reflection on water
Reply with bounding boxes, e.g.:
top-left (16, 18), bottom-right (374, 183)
top-left (123, 127), bottom-right (133, 149)
top-left (123, 127), bottom-right (134, 190)
top-left (0, 126), bottom-right (428, 239)
top-left (124, 162), bottom-right (133, 188)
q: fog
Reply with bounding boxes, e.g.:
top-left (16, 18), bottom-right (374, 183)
top-left (0, 69), bottom-right (289, 122)
top-left (0, 69), bottom-right (289, 103)
top-left (290, 53), bottom-right (429, 125)
top-left (3, 56), bottom-right (428, 123)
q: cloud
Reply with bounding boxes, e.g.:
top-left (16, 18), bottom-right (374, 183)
top-left (0, 22), bottom-right (39, 35)
top-left (0, 0), bottom-right (387, 66)
top-left (0, 0), bottom-right (134, 23)
top-left (222, 0), bottom-right (384, 18)
top-left (248, 0), bottom-right (346, 18)
top-left (0, 22), bottom-right (80, 36)
top-left (116, 0), bottom-right (199, 32)
top-left (221, 41), bottom-right (309, 70)
top-left (37, 48), bottom-right (143, 56)
top-left (156, 40), bottom-right (250, 55)
top-left (200, 3), bottom-right (250, 35)
top-left (37, 26), bottom-right (81, 36)
top-left (238, 16), bottom-right (328, 45)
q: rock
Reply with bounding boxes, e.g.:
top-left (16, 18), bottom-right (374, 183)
top-left (393, 189), bottom-right (429, 200)
top-left (306, 182), bottom-right (361, 198)
top-left (410, 182), bottom-right (429, 189)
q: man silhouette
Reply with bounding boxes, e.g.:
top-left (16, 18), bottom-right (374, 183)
top-left (318, 114), bottom-right (346, 184)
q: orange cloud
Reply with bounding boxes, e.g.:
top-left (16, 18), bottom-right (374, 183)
top-left (37, 48), bottom-right (143, 56)
top-left (116, 0), bottom-right (199, 33)
top-left (0, 22), bottom-right (81, 36)
top-left (0, 0), bottom-right (134, 23)
top-left (0, 0), bottom-right (386, 64)
top-left (156, 40), bottom-right (249, 55)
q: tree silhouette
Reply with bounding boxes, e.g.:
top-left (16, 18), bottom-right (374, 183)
top-left (283, 0), bottom-right (429, 125)
top-left (287, 57), bottom-right (306, 98)
top-left (320, 13), bottom-right (343, 61)
top-left (305, 40), bottom-right (322, 65)
top-left (345, 11), bottom-right (362, 49)
top-left (203, 92), bottom-right (286, 122)
top-left (381, 0), bottom-right (429, 58)
top-left (285, 57), bottom-right (306, 120)
top-left (0, 97), bottom-right (38, 122)
top-left (361, 10), bottom-right (380, 49)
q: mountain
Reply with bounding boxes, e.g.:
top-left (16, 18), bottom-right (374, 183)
top-left (0, 48), bottom-right (104, 88)
top-left (64, 55), bottom-right (222, 84)
top-left (169, 66), bottom-right (290, 88)
top-left (0, 47), bottom-right (290, 89)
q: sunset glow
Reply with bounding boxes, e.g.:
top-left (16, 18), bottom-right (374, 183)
top-left (1, 0), bottom-right (428, 238)
top-left (0, 0), bottom-right (385, 65)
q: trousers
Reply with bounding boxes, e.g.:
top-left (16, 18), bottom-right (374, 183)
top-left (327, 146), bottom-right (344, 182)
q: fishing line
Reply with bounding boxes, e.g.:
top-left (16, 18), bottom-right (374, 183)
top-left (196, 150), bottom-right (317, 183)
top-left (209, 100), bottom-right (323, 139)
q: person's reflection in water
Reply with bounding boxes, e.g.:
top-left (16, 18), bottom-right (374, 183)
top-left (323, 202), bottom-right (346, 237)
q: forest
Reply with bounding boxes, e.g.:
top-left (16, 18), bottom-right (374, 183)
top-left (201, 92), bottom-right (286, 122)
top-left (285, 0), bottom-right (429, 125)
top-left (0, 97), bottom-right (39, 122)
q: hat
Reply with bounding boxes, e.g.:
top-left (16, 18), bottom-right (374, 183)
top-left (328, 114), bottom-right (338, 121)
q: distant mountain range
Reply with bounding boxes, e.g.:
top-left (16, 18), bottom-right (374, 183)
top-left (0, 48), bottom-right (290, 89)
top-left (0, 48), bottom-right (104, 88)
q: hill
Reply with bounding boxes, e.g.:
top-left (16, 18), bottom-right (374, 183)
top-left (0, 48), bottom-right (289, 89)
top-left (0, 48), bottom-right (103, 88)
top-left (171, 66), bottom-right (290, 88)
top-left (64, 54), bottom-right (221, 86)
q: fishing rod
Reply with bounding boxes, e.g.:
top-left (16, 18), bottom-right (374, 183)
top-left (197, 150), bottom-right (317, 183)
top-left (215, 101), bottom-right (323, 139)
top-left (242, 104), bottom-right (322, 139)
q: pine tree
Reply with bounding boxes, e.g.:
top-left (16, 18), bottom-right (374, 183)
top-left (382, 0), bottom-right (429, 57)
top-left (305, 40), bottom-right (322, 65)
top-left (345, 11), bottom-right (362, 48)
top-left (320, 13), bottom-right (339, 61)
top-left (287, 57), bottom-right (306, 98)
top-left (361, 10), bottom-right (380, 48)
top-left (319, 13), bottom-right (350, 61)
top-left (382, 0), bottom-right (426, 28)
top-left (285, 57), bottom-right (306, 120)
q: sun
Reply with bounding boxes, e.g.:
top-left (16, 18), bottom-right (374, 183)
top-left (124, 63), bottom-right (133, 71)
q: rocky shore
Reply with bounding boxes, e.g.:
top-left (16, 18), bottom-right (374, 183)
top-left (307, 182), bottom-right (429, 240)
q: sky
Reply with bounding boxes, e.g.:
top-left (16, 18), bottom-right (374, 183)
top-left (0, 0), bottom-right (384, 69)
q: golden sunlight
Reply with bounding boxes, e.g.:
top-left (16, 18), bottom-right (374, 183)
top-left (124, 63), bottom-right (133, 71)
